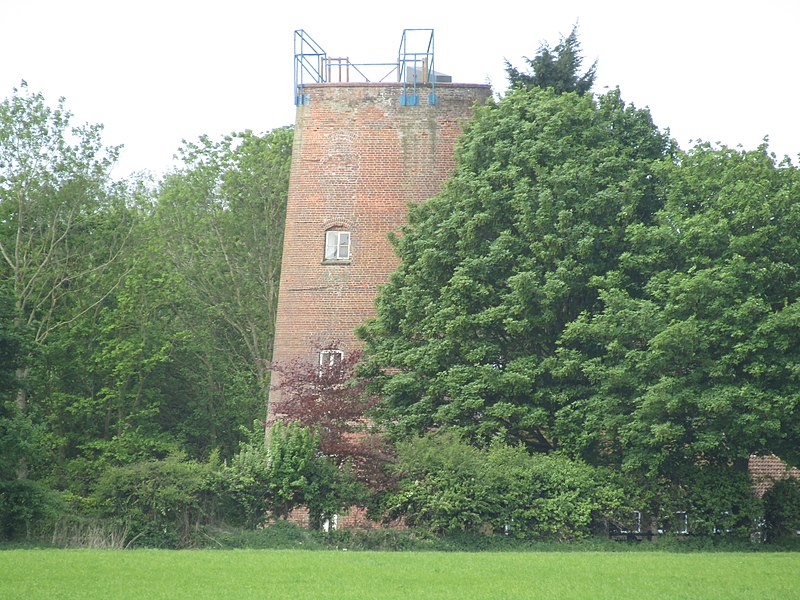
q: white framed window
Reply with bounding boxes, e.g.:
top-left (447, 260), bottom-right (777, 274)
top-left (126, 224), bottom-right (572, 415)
top-left (675, 511), bottom-right (688, 534)
top-left (620, 510), bottom-right (642, 534)
top-left (324, 230), bottom-right (350, 260)
top-left (322, 514), bottom-right (339, 532)
top-left (319, 349), bottom-right (344, 376)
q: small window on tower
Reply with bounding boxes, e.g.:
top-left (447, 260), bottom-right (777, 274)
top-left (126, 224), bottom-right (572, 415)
top-left (319, 349), bottom-right (344, 379)
top-left (324, 230), bottom-right (350, 261)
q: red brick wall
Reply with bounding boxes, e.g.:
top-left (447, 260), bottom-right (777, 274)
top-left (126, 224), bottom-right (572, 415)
top-left (749, 454), bottom-right (800, 497)
top-left (269, 83), bottom-right (491, 409)
top-left (282, 506), bottom-right (403, 531)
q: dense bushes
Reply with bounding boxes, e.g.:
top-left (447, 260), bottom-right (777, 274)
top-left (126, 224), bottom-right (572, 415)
top-left (381, 432), bottom-right (635, 540)
top-left (651, 464), bottom-right (763, 538)
top-left (0, 417), bottom-right (366, 547)
top-left (227, 421), bottom-right (363, 529)
top-left (2, 442), bottom-right (795, 547)
top-left (0, 479), bottom-right (62, 541)
top-left (91, 454), bottom-right (222, 547)
top-left (763, 478), bottom-right (800, 542)
top-left (56, 422), bottom-right (363, 547)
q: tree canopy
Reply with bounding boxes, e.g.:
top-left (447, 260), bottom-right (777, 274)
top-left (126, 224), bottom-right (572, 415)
top-left (359, 80), bottom-right (800, 485)
top-left (359, 85), bottom-right (671, 452)
top-left (0, 82), bottom-right (132, 478)
top-left (0, 84), bottom-right (293, 487)
top-left (506, 25), bottom-right (597, 95)
top-left (553, 143), bottom-right (800, 475)
top-left (156, 128), bottom-right (292, 431)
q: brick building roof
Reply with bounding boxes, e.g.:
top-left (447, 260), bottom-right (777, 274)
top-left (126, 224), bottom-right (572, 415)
top-left (749, 454), bottom-right (800, 497)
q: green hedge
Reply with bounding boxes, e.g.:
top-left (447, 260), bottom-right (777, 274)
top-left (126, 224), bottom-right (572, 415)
top-left (0, 479), bottom-right (62, 540)
top-left (763, 478), bottom-right (800, 542)
top-left (382, 432), bottom-right (635, 540)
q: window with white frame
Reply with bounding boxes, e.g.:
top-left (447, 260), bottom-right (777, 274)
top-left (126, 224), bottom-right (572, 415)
top-left (324, 230), bottom-right (350, 261)
top-left (319, 349), bottom-right (344, 377)
top-left (675, 511), bottom-right (688, 534)
top-left (322, 514), bottom-right (339, 532)
top-left (620, 510), bottom-right (642, 534)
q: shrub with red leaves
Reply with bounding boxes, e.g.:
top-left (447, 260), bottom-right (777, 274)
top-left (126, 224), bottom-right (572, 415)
top-left (269, 346), bottom-right (394, 490)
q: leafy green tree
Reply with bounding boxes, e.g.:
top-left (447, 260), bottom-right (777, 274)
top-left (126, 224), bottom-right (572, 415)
top-left (359, 50), bottom-right (800, 532)
top-left (506, 25), bottom-right (596, 95)
top-left (359, 85), bottom-right (670, 450)
top-left (47, 216), bottom-right (189, 489)
top-left (0, 283), bottom-right (37, 481)
top-left (361, 53), bottom-right (800, 505)
top-left (156, 128), bottom-right (292, 428)
top-left (0, 83), bottom-right (132, 478)
top-left (45, 125), bottom-right (293, 484)
top-left (553, 143), bottom-right (800, 479)
top-left (231, 422), bottom-right (364, 528)
top-left (0, 82), bottom-right (129, 363)
top-left (78, 198), bottom-right (272, 467)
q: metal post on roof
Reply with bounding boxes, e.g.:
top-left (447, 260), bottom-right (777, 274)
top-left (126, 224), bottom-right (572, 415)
top-left (398, 29), bottom-right (436, 106)
top-left (294, 29), bottom-right (327, 105)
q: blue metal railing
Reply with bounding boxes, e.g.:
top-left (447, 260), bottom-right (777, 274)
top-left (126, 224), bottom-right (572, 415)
top-left (294, 30), bottom-right (326, 105)
top-left (293, 29), bottom-right (437, 106)
top-left (397, 29), bottom-right (436, 106)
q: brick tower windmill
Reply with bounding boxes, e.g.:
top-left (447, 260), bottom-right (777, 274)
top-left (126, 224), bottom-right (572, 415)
top-left (268, 30), bottom-right (491, 417)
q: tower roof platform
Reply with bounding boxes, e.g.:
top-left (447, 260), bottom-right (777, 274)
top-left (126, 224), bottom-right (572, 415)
top-left (293, 29), bottom-right (486, 106)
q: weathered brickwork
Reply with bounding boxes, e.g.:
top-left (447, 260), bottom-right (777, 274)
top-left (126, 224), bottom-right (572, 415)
top-left (282, 506), bottom-right (403, 531)
top-left (269, 83), bottom-right (491, 410)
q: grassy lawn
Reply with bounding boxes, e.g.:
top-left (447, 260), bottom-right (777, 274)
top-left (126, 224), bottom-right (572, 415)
top-left (1, 549), bottom-right (798, 599)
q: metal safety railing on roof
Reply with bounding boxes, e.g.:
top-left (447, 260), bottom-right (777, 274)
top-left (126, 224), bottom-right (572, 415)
top-left (293, 29), bottom-right (326, 105)
top-left (293, 29), bottom-right (440, 106)
top-left (397, 28), bottom-right (437, 106)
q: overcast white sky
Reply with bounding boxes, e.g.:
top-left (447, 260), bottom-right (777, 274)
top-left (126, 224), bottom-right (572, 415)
top-left (3, 0), bottom-right (798, 179)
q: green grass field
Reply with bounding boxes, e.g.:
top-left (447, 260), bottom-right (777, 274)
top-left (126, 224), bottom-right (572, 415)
top-left (1, 549), bottom-right (798, 599)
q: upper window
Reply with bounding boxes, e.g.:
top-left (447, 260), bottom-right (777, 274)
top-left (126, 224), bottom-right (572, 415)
top-left (325, 230), bottom-right (350, 261)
